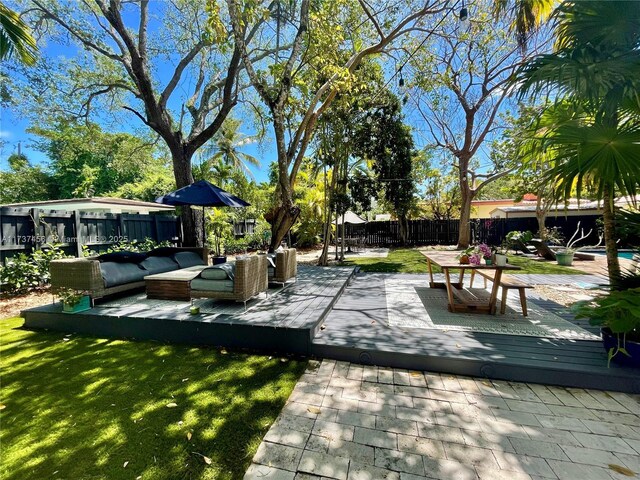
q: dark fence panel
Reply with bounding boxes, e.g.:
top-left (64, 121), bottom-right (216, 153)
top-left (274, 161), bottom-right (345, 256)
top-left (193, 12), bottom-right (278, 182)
top-left (0, 207), bottom-right (180, 265)
top-left (342, 214), bottom-right (602, 248)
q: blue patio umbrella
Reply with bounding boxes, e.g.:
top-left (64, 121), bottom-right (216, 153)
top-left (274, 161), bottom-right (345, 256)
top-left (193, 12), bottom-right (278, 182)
top-left (155, 180), bottom-right (250, 247)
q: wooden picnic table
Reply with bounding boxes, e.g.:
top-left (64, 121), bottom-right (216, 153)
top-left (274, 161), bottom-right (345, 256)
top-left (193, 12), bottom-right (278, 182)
top-left (420, 251), bottom-right (521, 315)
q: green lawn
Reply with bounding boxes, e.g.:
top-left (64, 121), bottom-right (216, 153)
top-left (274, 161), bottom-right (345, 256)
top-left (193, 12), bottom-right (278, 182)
top-left (0, 317), bottom-right (306, 480)
top-left (343, 248), bottom-right (586, 275)
top-left (342, 247), bottom-right (429, 273)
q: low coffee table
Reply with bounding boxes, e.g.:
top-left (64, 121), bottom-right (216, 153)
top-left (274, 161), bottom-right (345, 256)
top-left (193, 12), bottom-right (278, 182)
top-left (144, 265), bottom-right (208, 301)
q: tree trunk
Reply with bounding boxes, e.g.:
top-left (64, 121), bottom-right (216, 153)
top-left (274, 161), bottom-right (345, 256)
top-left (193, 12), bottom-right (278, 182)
top-left (536, 208), bottom-right (546, 241)
top-left (268, 203), bottom-right (300, 251)
top-left (602, 186), bottom-right (621, 288)
top-left (318, 164), bottom-right (333, 266)
top-left (169, 147), bottom-right (202, 247)
top-left (457, 186), bottom-right (473, 249)
top-left (398, 214), bottom-right (409, 245)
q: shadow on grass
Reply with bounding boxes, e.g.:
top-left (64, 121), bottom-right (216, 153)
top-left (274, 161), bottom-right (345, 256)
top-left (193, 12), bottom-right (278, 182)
top-left (0, 318), bottom-right (306, 480)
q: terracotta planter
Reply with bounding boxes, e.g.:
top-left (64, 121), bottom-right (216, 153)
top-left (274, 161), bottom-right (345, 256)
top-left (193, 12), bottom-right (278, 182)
top-left (459, 254), bottom-right (470, 265)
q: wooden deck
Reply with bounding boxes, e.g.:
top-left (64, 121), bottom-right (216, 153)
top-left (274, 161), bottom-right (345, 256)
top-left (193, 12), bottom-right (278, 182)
top-left (311, 272), bottom-right (640, 394)
top-left (22, 265), bottom-right (356, 355)
top-left (22, 267), bottom-right (640, 393)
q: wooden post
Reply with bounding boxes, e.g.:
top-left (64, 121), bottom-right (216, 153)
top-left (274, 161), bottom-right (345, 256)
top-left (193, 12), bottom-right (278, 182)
top-left (153, 215), bottom-right (161, 242)
top-left (72, 210), bottom-right (83, 257)
top-left (30, 208), bottom-right (40, 254)
top-left (118, 214), bottom-right (126, 241)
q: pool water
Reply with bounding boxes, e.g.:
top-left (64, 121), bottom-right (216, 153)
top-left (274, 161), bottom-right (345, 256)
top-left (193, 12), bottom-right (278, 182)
top-left (581, 250), bottom-right (635, 260)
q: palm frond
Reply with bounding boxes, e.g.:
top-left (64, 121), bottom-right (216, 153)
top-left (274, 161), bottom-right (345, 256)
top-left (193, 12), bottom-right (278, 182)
top-left (0, 3), bottom-right (37, 65)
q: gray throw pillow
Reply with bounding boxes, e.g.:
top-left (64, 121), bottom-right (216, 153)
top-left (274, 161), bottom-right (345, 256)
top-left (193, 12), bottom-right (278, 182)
top-left (201, 263), bottom-right (235, 280)
top-left (173, 251), bottom-right (205, 268)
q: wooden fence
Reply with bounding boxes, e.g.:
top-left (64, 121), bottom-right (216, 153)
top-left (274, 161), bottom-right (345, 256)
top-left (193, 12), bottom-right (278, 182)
top-left (0, 207), bottom-right (180, 265)
top-left (343, 215), bottom-right (602, 247)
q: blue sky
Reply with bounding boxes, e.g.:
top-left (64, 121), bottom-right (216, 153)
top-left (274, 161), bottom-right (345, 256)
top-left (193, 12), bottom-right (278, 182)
top-left (1, 1), bottom-right (506, 188)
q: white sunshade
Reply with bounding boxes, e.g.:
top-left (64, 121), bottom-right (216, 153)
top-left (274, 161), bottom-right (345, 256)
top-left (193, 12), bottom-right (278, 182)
top-left (334, 211), bottom-right (367, 225)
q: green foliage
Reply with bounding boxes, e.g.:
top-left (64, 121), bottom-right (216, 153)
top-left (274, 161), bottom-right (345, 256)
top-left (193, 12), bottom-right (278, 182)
top-left (223, 237), bottom-right (249, 255)
top-left (0, 317), bottom-right (306, 479)
top-left (30, 121), bottom-right (161, 199)
top-left (0, 153), bottom-right (52, 203)
top-left (517, 1), bottom-right (640, 204)
top-left (57, 288), bottom-right (85, 307)
top-left (82, 238), bottom-right (172, 257)
top-left (353, 93), bottom-right (417, 223)
top-left (0, 3), bottom-right (38, 65)
top-left (574, 288), bottom-right (640, 364)
top-left (0, 244), bottom-right (69, 295)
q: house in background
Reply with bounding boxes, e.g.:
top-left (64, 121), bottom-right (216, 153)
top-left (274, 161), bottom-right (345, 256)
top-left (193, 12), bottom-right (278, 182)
top-left (489, 196), bottom-right (638, 219)
top-left (1, 197), bottom-right (175, 215)
top-left (470, 194), bottom-right (538, 219)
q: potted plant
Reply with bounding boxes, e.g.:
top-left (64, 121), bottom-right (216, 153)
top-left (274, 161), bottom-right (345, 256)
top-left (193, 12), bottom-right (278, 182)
top-left (59, 288), bottom-right (91, 314)
top-left (457, 246), bottom-right (475, 264)
top-left (208, 209), bottom-right (230, 265)
top-left (555, 222), bottom-right (601, 266)
top-left (477, 243), bottom-right (493, 265)
top-left (574, 286), bottom-right (640, 367)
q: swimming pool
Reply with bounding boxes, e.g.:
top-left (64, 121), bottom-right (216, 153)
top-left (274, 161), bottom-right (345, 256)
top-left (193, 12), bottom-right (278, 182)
top-left (581, 250), bottom-right (636, 260)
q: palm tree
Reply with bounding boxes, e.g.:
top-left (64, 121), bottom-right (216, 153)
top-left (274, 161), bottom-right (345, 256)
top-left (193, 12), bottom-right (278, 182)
top-left (517, 1), bottom-right (640, 286)
top-left (0, 2), bottom-right (37, 65)
top-left (492, 0), bottom-right (557, 51)
top-left (201, 118), bottom-right (260, 180)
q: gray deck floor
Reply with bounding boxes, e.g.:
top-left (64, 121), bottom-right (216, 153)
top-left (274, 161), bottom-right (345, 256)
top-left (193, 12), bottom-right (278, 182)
top-left (312, 273), bottom-right (640, 393)
top-left (22, 265), bottom-right (355, 355)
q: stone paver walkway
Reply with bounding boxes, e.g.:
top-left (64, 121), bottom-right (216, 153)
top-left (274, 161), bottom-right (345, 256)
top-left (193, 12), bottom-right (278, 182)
top-left (244, 360), bottom-right (640, 480)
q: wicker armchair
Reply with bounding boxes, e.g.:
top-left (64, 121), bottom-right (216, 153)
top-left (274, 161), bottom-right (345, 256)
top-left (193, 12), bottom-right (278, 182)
top-left (271, 248), bottom-right (297, 284)
top-left (50, 247), bottom-right (207, 300)
top-left (190, 254), bottom-right (268, 308)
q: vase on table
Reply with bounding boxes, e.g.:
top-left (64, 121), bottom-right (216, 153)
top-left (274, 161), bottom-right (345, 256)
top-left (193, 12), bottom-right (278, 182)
top-left (484, 257), bottom-right (492, 265)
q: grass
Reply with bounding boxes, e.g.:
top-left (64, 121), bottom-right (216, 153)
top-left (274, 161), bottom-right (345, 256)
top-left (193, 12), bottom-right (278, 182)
top-left (342, 248), bottom-right (587, 275)
top-left (0, 317), bottom-right (306, 480)
top-left (342, 248), bottom-right (429, 273)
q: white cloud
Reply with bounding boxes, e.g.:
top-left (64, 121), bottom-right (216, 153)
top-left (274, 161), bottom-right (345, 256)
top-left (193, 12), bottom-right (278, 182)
top-left (0, 130), bottom-right (12, 139)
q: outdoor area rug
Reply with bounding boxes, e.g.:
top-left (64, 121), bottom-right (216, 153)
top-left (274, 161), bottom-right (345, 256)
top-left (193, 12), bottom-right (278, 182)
top-left (385, 278), bottom-right (599, 341)
top-left (97, 288), bottom-right (281, 317)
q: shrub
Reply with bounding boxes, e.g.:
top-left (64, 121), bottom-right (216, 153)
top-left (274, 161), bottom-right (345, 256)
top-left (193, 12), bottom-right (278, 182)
top-left (0, 244), bottom-right (69, 295)
top-left (83, 238), bottom-right (173, 256)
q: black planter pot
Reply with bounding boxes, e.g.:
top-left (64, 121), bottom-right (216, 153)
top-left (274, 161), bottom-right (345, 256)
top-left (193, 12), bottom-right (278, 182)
top-left (601, 327), bottom-right (640, 368)
top-left (212, 256), bottom-right (227, 265)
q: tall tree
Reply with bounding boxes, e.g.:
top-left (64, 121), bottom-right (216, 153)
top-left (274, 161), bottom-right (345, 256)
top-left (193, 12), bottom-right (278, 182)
top-left (200, 117), bottom-right (260, 180)
top-left (354, 94), bottom-right (417, 244)
top-left (30, 121), bottom-right (160, 198)
top-left (227, 0), bottom-right (449, 251)
top-left (11, 0), bottom-right (271, 245)
top-left (516, 1), bottom-right (640, 286)
top-left (410, 0), bottom-right (547, 248)
top-left (0, 1), bottom-right (37, 64)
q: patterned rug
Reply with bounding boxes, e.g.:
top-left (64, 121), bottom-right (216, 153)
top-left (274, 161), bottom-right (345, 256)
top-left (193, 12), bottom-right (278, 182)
top-left (97, 289), bottom-right (279, 316)
top-left (385, 278), bottom-right (599, 340)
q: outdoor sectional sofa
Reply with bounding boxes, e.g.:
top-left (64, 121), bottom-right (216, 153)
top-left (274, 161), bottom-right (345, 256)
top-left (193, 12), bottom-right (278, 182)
top-left (265, 248), bottom-right (297, 284)
top-left (50, 247), bottom-right (208, 301)
top-left (191, 254), bottom-right (268, 308)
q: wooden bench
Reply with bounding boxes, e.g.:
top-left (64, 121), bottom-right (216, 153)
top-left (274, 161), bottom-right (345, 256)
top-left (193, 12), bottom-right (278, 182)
top-left (469, 270), bottom-right (534, 316)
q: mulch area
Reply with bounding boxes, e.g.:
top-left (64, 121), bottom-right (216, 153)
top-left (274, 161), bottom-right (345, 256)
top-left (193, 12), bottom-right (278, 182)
top-left (0, 290), bottom-right (55, 319)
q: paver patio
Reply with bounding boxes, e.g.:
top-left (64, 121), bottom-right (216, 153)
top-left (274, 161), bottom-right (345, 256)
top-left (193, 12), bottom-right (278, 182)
top-left (244, 359), bottom-right (640, 480)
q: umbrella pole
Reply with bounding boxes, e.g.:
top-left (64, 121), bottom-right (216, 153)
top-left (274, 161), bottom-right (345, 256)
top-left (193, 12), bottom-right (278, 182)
top-left (202, 206), bottom-right (206, 248)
